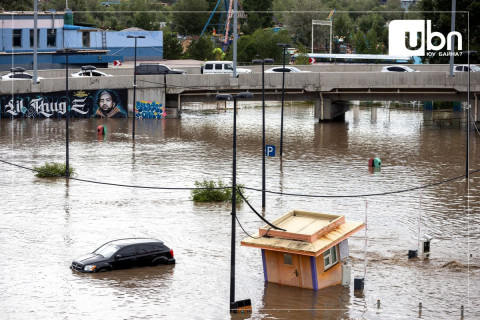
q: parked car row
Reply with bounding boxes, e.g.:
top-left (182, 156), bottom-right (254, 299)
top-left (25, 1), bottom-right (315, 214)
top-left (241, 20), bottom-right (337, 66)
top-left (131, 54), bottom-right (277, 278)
top-left (2, 63), bottom-right (478, 81)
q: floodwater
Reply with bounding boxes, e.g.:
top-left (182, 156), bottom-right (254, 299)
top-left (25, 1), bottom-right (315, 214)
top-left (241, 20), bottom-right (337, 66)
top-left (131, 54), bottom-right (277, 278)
top-left (0, 103), bottom-right (479, 319)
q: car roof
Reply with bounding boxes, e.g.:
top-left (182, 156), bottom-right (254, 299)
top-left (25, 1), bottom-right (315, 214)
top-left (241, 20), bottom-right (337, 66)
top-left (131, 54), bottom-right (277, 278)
top-left (81, 65), bottom-right (96, 71)
top-left (204, 61), bottom-right (232, 64)
top-left (139, 63), bottom-right (167, 66)
top-left (10, 67), bottom-right (26, 73)
top-left (102, 238), bottom-right (164, 246)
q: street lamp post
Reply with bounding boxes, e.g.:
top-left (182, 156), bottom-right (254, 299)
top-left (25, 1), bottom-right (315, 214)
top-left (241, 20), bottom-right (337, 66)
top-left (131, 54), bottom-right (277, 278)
top-left (57, 48), bottom-right (78, 178)
top-left (277, 43), bottom-right (290, 157)
top-left (127, 35), bottom-right (145, 140)
top-left (252, 58), bottom-right (274, 208)
top-left (216, 92), bottom-right (253, 312)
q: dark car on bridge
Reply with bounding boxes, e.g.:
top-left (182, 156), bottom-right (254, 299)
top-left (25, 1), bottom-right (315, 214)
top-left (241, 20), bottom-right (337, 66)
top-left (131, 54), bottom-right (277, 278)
top-left (70, 238), bottom-right (175, 273)
top-left (135, 63), bottom-right (186, 75)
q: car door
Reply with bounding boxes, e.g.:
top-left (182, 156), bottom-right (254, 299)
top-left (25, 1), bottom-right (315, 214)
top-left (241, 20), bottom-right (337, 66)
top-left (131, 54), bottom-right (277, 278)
top-left (111, 245), bottom-right (138, 270)
top-left (136, 244), bottom-right (155, 267)
top-left (157, 65), bottom-right (169, 74)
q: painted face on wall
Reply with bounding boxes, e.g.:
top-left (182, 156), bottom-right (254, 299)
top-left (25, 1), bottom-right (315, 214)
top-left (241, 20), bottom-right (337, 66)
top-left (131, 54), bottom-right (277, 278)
top-left (99, 92), bottom-right (115, 112)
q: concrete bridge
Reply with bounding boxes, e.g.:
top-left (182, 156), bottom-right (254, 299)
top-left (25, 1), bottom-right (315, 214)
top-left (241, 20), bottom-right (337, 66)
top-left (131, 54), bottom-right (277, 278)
top-left (1, 64), bottom-right (479, 121)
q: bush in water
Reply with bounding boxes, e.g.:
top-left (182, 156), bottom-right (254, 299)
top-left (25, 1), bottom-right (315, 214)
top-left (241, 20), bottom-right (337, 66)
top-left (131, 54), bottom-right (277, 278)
top-left (191, 179), bottom-right (245, 203)
top-left (33, 162), bottom-right (75, 178)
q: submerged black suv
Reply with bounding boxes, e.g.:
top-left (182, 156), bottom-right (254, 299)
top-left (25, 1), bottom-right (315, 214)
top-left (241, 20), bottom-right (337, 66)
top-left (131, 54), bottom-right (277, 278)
top-left (70, 238), bottom-right (175, 273)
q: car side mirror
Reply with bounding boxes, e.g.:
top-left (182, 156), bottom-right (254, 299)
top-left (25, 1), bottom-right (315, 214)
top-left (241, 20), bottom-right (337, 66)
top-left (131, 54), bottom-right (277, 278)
top-left (114, 254), bottom-right (122, 260)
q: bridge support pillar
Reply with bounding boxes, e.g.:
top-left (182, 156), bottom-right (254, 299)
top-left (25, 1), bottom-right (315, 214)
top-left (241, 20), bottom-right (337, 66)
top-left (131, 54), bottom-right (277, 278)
top-left (128, 87), bottom-right (171, 118)
top-left (314, 98), bottom-right (349, 122)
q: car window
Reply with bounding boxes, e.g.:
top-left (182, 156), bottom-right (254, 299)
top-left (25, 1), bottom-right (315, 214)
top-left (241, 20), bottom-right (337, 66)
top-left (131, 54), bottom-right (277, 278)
top-left (224, 64), bottom-right (233, 70)
top-left (137, 244), bottom-right (164, 254)
top-left (12, 73), bottom-right (32, 79)
top-left (158, 66), bottom-right (168, 73)
top-left (205, 64), bottom-right (213, 70)
top-left (117, 246), bottom-right (136, 257)
top-left (94, 243), bottom-right (120, 258)
top-left (214, 64), bottom-right (222, 70)
top-left (92, 71), bottom-right (103, 76)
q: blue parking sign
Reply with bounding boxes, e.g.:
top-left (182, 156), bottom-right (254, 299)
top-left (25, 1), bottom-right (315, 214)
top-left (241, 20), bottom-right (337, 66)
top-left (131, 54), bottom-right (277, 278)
top-left (265, 145), bottom-right (275, 157)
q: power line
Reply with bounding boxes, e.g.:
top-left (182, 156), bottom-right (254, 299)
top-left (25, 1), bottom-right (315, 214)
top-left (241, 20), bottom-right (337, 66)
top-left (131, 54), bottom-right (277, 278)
top-left (0, 157), bottom-right (478, 197)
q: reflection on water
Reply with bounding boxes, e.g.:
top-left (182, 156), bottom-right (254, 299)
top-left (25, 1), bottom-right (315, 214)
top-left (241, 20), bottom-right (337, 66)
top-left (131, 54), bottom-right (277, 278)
top-left (259, 283), bottom-right (350, 320)
top-left (0, 104), bottom-right (479, 319)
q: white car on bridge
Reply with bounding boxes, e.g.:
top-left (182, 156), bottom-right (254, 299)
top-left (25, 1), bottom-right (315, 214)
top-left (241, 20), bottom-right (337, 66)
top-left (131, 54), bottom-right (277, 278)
top-left (381, 65), bottom-right (418, 72)
top-left (265, 66), bottom-right (311, 73)
top-left (1, 67), bottom-right (44, 81)
top-left (71, 65), bottom-right (112, 77)
top-left (454, 64), bottom-right (480, 72)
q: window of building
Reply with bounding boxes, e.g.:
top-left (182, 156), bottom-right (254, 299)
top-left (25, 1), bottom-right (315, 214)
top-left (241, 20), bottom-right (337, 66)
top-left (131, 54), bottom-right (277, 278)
top-left (47, 29), bottom-right (57, 47)
top-left (12, 29), bottom-right (22, 47)
top-left (29, 29), bottom-right (40, 48)
top-left (283, 254), bottom-right (293, 265)
top-left (82, 31), bottom-right (90, 47)
top-left (323, 245), bottom-right (338, 270)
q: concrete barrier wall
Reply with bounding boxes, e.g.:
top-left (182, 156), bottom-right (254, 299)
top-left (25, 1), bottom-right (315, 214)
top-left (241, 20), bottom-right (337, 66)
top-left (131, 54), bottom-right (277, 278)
top-left (6, 63), bottom-right (459, 79)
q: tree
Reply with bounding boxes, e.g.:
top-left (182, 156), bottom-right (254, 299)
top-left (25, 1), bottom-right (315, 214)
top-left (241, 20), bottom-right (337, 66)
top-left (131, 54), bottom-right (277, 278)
top-left (353, 30), bottom-right (367, 53)
top-left (282, 0), bottom-right (329, 47)
top-left (241, 0), bottom-right (274, 35)
top-left (171, 0), bottom-right (210, 36)
top-left (227, 28), bottom-right (291, 63)
top-left (0, 0), bottom-right (32, 11)
top-left (163, 32), bottom-right (184, 59)
top-left (185, 36), bottom-right (215, 60)
top-left (415, 0), bottom-right (479, 63)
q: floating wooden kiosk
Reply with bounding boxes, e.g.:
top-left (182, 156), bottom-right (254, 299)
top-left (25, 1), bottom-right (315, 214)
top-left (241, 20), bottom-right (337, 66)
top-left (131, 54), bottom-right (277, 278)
top-left (241, 210), bottom-right (364, 290)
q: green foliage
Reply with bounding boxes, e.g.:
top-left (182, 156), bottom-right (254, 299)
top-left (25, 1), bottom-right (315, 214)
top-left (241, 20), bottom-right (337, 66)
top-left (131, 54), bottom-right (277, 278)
top-left (414, 0), bottom-right (479, 64)
top-left (0, 0), bottom-right (31, 11)
top-left (171, 0), bottom-right (209, 35)
top-left (191, 180), bottom-right (245, 203)
top-left (163, 31), bottom-right (184, 59)
top-left (185, 36), bottom-right (216, 60)
top-left (212, 48), bottom-right (225, 60)
top-left (241, 0), bottom-right (274, 35)
top-left (229, 29), bottom-right (291, 63)
top-left (33, 162), bottom-right (75, 178)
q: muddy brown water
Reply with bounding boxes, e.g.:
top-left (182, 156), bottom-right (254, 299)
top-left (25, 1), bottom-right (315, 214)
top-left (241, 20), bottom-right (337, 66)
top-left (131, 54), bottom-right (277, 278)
top-left (0, 104), bottom-right (478, 319)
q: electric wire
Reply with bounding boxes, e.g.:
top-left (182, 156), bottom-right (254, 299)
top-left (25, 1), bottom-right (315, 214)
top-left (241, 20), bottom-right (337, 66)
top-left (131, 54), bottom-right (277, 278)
top-left (1, 157), bottom-right (479, 197)
top-left (234, 214), bottom-right (262, 239)
top-left (236, 188), bottom-right (285, 231)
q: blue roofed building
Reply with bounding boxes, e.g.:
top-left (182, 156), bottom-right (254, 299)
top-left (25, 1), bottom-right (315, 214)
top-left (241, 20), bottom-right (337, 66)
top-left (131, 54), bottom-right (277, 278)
top-left (0, 10), bottom-right (163, 71)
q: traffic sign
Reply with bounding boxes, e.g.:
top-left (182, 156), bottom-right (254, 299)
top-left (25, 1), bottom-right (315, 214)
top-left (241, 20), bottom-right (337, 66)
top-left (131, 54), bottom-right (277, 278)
top-left (309, 57), bottom-right (316, 64)
top-left (265, 145), bottom-right (275, 157)
top-left (113, 60), bottom-right (122, 67)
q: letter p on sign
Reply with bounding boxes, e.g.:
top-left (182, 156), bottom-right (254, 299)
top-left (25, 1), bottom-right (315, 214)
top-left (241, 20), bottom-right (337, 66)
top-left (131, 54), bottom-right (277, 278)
top-left (266, 145), bottom-right (275, 157)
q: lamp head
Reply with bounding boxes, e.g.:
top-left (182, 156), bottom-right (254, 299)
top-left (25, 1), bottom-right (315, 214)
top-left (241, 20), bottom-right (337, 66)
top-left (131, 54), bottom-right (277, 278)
top-left (216, 94), bottom-right (233, 101)
top-left (236, 92), bottom-right (253, 100)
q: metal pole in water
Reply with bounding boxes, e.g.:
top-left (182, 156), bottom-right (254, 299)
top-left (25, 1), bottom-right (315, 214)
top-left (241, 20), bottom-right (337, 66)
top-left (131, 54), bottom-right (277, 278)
top-left (65, 49), bottom-right (69, 178)
top-left (377, 299), bottom-right (380, 308)
top-left (461, 305), bottom-right (464, 319)
top-left (364, 200), bottom-right (368, 281)
top-left (419, 302), bottom-right (422, 317)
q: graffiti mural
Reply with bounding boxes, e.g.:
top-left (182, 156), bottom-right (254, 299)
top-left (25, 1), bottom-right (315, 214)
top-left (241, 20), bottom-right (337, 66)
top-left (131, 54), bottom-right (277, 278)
top-left (135, 100), bottom-right (165, 119)
top-left (0, 89), bottom-right (128, 118)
